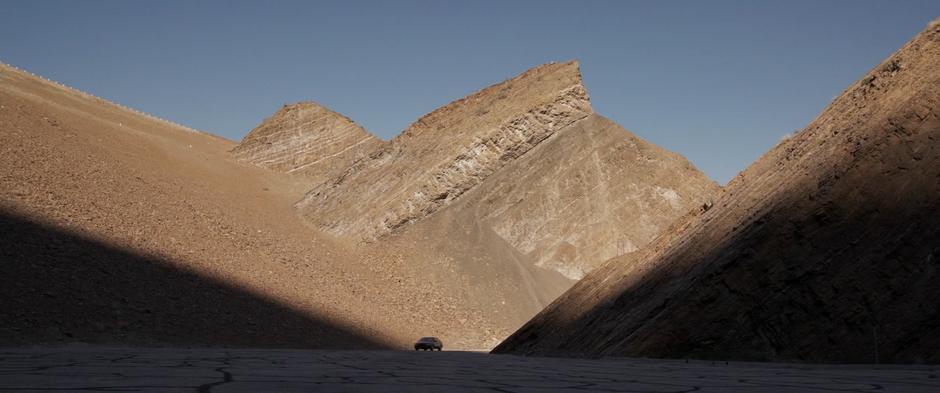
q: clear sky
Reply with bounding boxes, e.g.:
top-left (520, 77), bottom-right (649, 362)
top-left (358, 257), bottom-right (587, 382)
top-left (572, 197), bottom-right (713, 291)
top-left (3, 1), bottom-right (938, 184)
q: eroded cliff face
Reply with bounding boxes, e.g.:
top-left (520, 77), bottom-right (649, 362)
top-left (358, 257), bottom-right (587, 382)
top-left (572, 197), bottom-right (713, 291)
top-left (296, 62), bottom-right (594, 240)
top-left (231, 102), bottom-right (385, 182)
top-left (494, 20), bottom-right (940, 363)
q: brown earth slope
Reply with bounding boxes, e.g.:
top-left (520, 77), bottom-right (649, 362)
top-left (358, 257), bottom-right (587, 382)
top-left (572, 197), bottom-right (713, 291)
top-left (0, 62), bottom-right (511, 349)
top-left (1, 57), bottom-right (717, 350)
top-left (355, 115), bottom-right (717, 348)
top-left (494, 20), bottom-right (940, 363)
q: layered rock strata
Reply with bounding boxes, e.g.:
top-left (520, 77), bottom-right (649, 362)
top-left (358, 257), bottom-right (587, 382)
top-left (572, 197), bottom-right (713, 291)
top-left (232, 102), bottom-right (385, 181)
top-left (446, 114), bottom-right (718, 278)
top-left (296, 62), bottom-right (593, 240)
top-left (293, 61), bottom-right (718, 278)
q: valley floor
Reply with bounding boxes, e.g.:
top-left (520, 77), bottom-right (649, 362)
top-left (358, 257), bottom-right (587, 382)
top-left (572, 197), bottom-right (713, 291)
top-left (1, 347), bottom-right (937, 392)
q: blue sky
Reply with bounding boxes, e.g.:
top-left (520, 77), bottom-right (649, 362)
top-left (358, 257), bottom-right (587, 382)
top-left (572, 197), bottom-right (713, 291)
top-left (3, 1), bottom-right (938, 184)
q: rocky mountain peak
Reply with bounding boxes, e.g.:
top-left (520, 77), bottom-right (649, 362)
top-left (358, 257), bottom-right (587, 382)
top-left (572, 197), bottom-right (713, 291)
top-left (223, 59), bottom-right (717, 284)
top-left (297, 61), bottom-right (595, 240)
top-left (231, 101), bottom-right (385, 180)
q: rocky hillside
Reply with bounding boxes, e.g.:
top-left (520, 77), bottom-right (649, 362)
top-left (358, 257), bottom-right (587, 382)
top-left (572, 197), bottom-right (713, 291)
top-left (1, 56), bottom-right (718, 350)
top-left (296, 61), bottom-right (593, 240)
top-left (0, 61), bottom-right (513, 349)
top-left (440, 114), bottom-right (717, 279)
top-left (231, 101), bottom-right (385, 182)
top-left (341, 113), bottom-right (716, 346)
top-left (288, 61), bottom-right (717, 279)
top-left (494, 20), bottom-right (940, 363)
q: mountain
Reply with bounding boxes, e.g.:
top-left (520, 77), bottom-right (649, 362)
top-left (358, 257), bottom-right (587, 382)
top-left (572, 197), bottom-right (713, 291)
top-left (493, 19), bottom-right (940, 363)
top-left (2, 56), bottom-right (717, 350)
top-left (0, 61), bottom-right (497, 349)
top-left (288, 61), bottom-right (717, 279)
top-left (231, 101), bottom-right (385, 182)
top-left (228, 62), bottom-right (717, 345)
top-left (296, 61), bottom-right (593, 240)
top-left (430, 114), bottom-right (717, 279)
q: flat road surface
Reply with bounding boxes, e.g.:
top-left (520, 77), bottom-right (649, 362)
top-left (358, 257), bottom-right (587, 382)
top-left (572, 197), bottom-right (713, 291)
top-left (1, 347), bottom-right (938, 392)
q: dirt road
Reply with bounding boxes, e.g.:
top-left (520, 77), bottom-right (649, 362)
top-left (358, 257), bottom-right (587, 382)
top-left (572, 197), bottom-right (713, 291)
top-left (1, 347), bottom-right (936, 392)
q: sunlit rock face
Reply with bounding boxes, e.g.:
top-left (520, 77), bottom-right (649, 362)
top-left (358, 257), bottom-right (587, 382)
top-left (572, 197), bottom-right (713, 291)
top-left (232, 102), bottom-right (385, 182)
top-left (296, 61), bottom-right (717, 278)
top-left (494, 20), bottom-right (940, 363)
top-left (297, 62), bottom-right (594, 241)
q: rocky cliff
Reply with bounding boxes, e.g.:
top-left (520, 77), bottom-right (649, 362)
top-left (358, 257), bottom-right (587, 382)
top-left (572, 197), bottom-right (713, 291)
top-left (231, 102), bottom-right (385, 182)
top-left (494, 19), bottom-right (940, 363)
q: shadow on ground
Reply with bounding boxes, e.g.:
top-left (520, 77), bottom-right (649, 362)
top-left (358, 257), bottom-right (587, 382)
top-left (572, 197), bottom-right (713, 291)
top-left (0, 208), bottom-right (393, 349)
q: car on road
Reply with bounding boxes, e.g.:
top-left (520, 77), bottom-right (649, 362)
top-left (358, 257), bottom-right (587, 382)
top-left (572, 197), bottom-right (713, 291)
top-left (414, 337), bottom-right (443, 351)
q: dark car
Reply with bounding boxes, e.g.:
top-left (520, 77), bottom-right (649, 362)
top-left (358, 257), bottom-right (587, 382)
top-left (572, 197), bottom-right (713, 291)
top-left (414, 336), bottom-right (443, 351)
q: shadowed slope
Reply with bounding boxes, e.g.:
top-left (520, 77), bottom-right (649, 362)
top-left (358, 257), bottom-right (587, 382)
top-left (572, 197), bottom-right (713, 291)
top-left (494, 19), bottom-right (940, 363)
top-left (0, 209), bottom-right (392, 348)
